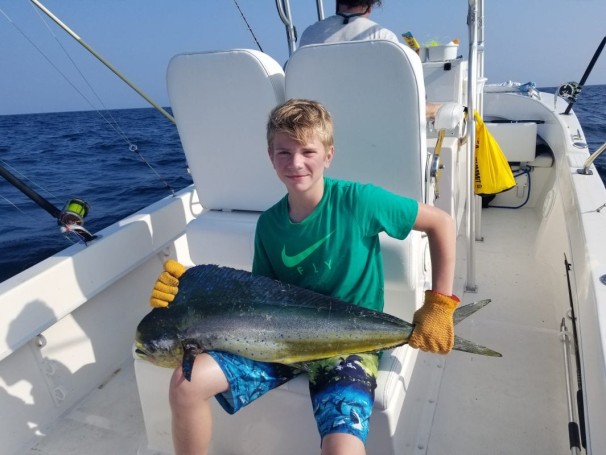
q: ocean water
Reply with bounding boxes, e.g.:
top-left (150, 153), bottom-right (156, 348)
top-left (1, 85), bottom-right (605, 283)
top-left (0, 108), bottom-right (192, 282)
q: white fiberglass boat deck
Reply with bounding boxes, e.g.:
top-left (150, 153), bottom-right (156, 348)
top-left (2, 1), bottom-right (605, 454)
top-left (20, 207), bottom-right (570, 454)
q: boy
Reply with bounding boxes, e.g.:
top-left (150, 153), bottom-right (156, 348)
top-left (151, 99), bottom-right (458, 455)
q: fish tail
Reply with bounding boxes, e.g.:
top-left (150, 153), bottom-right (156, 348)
top-left (453, 299), bottom-right (491, 325)
top-left (452, 299), bottom-right (501, 356)
top-left (453, 335), bottom-right (502, 357)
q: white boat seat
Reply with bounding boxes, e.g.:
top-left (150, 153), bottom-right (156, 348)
top-left (167, 49), bottom-right (286, 212)
top-left (166, 48), bottom-right (286, 267)
top-left (285, 40), bottom-right (427, 201)
top-left (284, 37), bottom-right (428, 316)
top-left (135, 43), bottom-right (431, 455)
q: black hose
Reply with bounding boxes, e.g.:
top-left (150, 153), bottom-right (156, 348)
top-left (487, 167), bottom-right (532, 209)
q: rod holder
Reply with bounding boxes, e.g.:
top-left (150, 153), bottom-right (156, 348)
top-left (577, 142), bottom-right (606, 175)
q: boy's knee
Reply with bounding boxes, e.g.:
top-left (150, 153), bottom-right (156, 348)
top-left (169, 355), bottom-right (229, 408)
top-left (169, 368), bottom-right (202, 409)
top-left (169, 373), bottom-right (214, 412)
top-left (321, 432), bottom-right (366, 455)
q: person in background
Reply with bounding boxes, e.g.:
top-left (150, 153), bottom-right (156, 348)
top-left (299, 0), bottom-right (441, 118)
top-left (299, 0), bottom-right (398, 46)
top-left (152, 98), bottom-right (458, 455)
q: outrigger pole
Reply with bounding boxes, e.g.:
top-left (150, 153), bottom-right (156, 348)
top-left (30, 0), bottom-right (176, 124)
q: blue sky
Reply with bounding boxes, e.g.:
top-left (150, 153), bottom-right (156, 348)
top-left (1, 0), bottom-right (605, 115)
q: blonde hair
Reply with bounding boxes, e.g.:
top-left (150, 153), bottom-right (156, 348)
top-left (267, 99), bottom-right (334, 150)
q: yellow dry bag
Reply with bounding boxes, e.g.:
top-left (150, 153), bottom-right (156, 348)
top-left (474, 111), bottom-right (516, 195)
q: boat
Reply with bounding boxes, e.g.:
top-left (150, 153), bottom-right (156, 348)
top-left (1, 1), bottom-right (605, 454)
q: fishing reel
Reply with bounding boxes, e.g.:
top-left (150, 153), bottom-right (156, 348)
top-left (59, 198), bottom-right (96, 242)
top-left (555, 81), bottom-right (581, 108)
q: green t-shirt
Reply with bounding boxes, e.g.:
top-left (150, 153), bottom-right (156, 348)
top-left (252, 177), bottom-right (419, 312)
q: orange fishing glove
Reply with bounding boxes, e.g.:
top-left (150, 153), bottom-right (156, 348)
top-left (149, 259), bottom-right (187, 308)
top-left (408, 290), bottom-right (460, 354)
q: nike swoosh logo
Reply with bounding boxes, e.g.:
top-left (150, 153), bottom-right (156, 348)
top-left (281, 231), bottom-right (335, 268)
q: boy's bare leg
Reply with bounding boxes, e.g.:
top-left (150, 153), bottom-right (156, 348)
top-left (169, 353), bottom-right (229, 455)
top-left (322, 433), bottom-right (366, 455)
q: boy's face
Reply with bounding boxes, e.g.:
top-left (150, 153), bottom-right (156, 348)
top-left (268, 132), bottom-right (334, 197)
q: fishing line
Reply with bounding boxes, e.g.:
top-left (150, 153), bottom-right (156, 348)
top-left (3, 5), bottom-right (177, 196)
top-left (0, 158), bottom-right (64, 208)
top-left (0, 194), bottom-right (79, 243)
top-left (232, 0), bottom-right (264, 52)
top-left (30, 4), bottom-right (179, 196)
top-left (28, 3), bottom-right (138, 146)
top-left (3, 5), bottom-right (126, 139)
top-left (3, 6), bottom-right (132, 151)
top-left (129, 144), bottom-right (176, 196)
top-left (0, 193), bottom-right (38, 219)
top-left (0, 7), bottom-right (102, 115)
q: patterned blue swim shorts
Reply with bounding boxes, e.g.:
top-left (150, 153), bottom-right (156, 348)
top-left (208, 351), bottom-right (379, 444)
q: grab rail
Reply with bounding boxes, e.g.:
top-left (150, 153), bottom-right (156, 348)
top-left (275, 0), bottom-right (297, 55)
top-left (577, 141), bottom-right (606, 175)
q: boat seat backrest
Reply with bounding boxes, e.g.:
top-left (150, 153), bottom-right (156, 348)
top-left (285, 40), bottom-right (427, 201)
top-left (285, 40), bottom-right (428, 304)
top-left (167, 49), bottom-right (286, 212)
top-left (167, 49), bottom-right (287, 267)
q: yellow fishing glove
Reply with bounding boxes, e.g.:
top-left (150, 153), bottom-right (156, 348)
top-left (408, 290), bottom-right (460, 354)
top-left (149, 259), bottom-right (187, 308)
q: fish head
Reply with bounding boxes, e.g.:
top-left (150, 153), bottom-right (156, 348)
top-left (134, 309), bottom-right (184, 369)
top-left (134, 336), bottom-right (183, 369)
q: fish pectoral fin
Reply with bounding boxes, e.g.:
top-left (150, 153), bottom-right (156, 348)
top-left (181, 340), bottom-right (204, 382)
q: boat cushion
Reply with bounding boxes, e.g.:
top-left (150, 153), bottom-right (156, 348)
top-left (186, 212), bottom-right (419, 296)
top-left (485, 122), bottom-right (538, 162)
top-left (167, 49), bottom-right (286, 212)
top-left (186, 210), bottom-right (258, 269)
top-left (285, 40), bottom-right (427, 201)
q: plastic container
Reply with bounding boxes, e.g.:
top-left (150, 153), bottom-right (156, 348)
top-left (418, 46), bottom-right (428, 62)
top-left (427, 44), bottom-right (458, 62)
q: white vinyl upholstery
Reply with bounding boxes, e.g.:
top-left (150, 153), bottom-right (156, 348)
top-left (166, 49), bottom-right (286, 266)
top-left (136, 43), bottom-right (429, 455)
top-left (285, 40), bottom-right (427, 201)
top-left (285, 39), bottom-right (428, 304)
top-left (486, 122), bottom-right (538, 162)
top-left (167, 49), bottom-right (286, 212)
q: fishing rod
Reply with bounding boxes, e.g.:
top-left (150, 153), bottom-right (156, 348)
top-left (562, 254), bottom-right (586, 450)
top-left (30, 0), bottom-right (175, 124)
top-left (560, 36), bottom-right (606, 115)
top-left (0, 162), bottom-right (96, 243)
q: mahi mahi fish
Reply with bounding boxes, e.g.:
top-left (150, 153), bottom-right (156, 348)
top-left (135, 264), bottom-right (500, 381)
